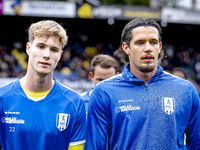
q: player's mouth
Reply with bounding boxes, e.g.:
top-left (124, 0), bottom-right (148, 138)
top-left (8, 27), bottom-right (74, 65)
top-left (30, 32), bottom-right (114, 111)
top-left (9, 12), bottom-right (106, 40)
top-left (40, 62), bottom-right (50, 66)
top-left (141, 55), bottom-right (154, 63)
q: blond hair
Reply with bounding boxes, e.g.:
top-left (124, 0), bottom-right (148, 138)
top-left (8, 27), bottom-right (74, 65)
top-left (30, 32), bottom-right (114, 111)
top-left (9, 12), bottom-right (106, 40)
top-left (28, 20), bottom-right (68, 49)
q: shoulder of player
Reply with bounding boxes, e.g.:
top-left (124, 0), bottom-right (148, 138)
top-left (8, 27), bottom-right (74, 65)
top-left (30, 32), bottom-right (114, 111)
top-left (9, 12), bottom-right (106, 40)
top-left (163, 71), bottom-right (198, 96)
top-left (80, 89), bottom-right (91, 101)
top-left (97, 73), bottom-right (123, 86)
top-left (91, 74), bottom-right (123, 97)
top-left (0, 79), bottom-right (19, 97)
top-left (55, 81), bottom-right (84, 108)
top-left (164, 71), bottom-right (193, 86)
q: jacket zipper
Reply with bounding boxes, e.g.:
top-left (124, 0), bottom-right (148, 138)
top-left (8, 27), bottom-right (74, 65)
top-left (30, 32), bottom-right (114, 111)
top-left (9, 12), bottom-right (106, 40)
top-left (145, 84), bottom-right (148, 91)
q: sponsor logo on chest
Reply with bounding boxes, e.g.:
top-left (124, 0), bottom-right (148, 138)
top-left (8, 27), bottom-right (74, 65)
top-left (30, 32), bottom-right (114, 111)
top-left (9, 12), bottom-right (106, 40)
top-left (1, 117), bottom-right (25, 124)
top-left (115, 97), bottom-right (176, 115)
top-left (1, 111), bottom-right (24, 124)
top-left (115, 105), bottom-right (140, 113)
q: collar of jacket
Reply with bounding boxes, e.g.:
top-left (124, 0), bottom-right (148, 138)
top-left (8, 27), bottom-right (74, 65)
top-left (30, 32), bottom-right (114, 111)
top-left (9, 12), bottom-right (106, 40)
top-left (122, 64), bottom-right (164, 83)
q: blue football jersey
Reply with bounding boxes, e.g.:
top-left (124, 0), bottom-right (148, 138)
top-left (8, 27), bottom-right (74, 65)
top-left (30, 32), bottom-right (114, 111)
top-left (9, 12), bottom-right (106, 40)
top-left (80, 88), bottom-right (93, 113)
top-left (86, 64), bottom-right (200, 150)
top-left (0, 79), bottom-right (86, 150)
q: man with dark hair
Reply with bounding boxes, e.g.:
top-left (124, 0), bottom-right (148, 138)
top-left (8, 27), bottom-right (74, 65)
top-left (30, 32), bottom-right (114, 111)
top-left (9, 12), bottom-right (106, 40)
top-left (86, 18), bottom-right (200, 149)
top-left (81, 54), bottom-right (119, 112)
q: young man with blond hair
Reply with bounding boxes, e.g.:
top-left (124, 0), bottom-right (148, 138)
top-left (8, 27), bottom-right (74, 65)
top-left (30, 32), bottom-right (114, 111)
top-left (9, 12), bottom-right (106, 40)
top-left (0, 20), bottom-right (86, 150)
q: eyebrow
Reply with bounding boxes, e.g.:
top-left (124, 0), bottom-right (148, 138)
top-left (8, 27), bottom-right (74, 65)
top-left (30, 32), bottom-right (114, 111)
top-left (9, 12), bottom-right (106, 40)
top-left (51, 46), bottom-right (60, 50)
top-left (134, 38), bottom-right (159, 43)
top-left (36, 42), bottom-right (46, 46)
top-left (151, 38), bottom-right (159, 41)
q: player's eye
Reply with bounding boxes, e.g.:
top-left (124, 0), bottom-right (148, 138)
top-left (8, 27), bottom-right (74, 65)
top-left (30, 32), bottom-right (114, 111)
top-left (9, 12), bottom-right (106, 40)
top-left (38, 45), bottom-right (44, 49)
top-left (51, 48), bottom-right (59, 52)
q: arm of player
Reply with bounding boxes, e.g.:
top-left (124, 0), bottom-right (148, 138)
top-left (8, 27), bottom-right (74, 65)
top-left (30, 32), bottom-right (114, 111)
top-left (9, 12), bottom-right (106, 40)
top-left (185, 84), bottom-right (200, 149)
top-left (86, 86), bottom-right (108, 150)
top-left (68, 96), bottom-right (86, 150)
top-left (68, 144), bottom-right (84, 150)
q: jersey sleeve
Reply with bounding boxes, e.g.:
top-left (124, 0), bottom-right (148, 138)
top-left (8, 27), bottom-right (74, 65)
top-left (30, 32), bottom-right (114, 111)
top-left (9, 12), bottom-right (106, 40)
top-left (185, 84), bottom-right (200, 149)
top-left (86, 86), bottom-right (108, 150)
top-left (68, 143), bottom-right (84, 150)
top-left (69, 97), bottom-right (86, 147)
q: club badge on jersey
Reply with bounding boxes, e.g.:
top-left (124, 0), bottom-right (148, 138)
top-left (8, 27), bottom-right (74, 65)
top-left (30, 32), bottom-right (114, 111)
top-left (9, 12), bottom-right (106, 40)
top-left (162, 97), bottom-right (175, 115)
top-left (56, 113), bottom-right (70, 131)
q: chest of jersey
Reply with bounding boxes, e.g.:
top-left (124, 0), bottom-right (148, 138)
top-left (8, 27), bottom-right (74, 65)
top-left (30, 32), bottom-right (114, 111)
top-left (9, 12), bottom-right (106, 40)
top-left (104, 82), bottom-right (191, 148)
top-left (0, 93), bottom-right (75, 149)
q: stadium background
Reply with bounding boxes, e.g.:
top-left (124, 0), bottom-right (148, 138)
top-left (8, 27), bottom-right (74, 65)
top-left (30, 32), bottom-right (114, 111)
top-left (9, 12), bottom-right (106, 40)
top-left (0, 0), bottom-right (200, 94)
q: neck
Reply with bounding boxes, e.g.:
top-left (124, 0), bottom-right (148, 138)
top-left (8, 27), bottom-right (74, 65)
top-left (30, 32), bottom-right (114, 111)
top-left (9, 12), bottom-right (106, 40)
top-left (129, 64), bottom-right (157, 84)
top-left (21, 71), bottom-right (54, 92)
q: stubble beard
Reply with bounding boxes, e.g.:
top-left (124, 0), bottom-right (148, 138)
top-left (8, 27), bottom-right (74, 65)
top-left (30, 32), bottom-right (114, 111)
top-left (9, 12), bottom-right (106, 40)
top-left (133, 61), bottom-right (155, 73)
top-left (138, 65), bottom-right (155, 73)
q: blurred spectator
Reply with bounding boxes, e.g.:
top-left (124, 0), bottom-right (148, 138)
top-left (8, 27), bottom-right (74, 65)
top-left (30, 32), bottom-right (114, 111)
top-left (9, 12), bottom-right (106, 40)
top-left (171, 67), bottom-right (187, 79)
top-left (171, 67), bottom-right (200, 96)
top-left (0, 28), bottom-right (200, 96)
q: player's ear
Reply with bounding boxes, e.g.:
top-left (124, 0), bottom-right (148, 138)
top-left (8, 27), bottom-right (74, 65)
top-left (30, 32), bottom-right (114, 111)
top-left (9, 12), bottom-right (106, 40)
top-left (89, 71), bottom-right (94, 81)
top-left (26, 42), bottom-right (31, 55)
top-left (159, 42), bottom-right (162, 53)
top-left (59, 50), bottom-right (63, 60)
top-left (122, 42), bottom-right (130, 55)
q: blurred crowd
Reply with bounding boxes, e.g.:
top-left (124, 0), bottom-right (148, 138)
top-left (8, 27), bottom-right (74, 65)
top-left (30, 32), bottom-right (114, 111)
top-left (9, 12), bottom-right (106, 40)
top-left (161, 43), bottom-right (200, 95)
top-left (0, 32), bottom-right (200, 95)
top-left (0, 37), bottom-right (124, 80)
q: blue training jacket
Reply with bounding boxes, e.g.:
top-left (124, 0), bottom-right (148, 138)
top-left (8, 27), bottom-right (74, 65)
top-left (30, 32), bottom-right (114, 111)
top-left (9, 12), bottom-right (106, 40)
top-left (86, 64), bottom-right (200, 150)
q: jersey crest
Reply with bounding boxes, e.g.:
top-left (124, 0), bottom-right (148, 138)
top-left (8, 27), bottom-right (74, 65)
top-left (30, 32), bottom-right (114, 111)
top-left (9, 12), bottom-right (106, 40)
top-left (162, 97), bottom-right (175, 115)
top-left (56, 113), bottom-right (70, 131)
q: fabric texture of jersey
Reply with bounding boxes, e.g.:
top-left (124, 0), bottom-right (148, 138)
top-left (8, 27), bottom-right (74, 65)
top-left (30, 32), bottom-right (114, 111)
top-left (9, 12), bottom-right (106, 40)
top-left (0, 79), bottom-right (86, 150)
top-left (80, 88), bottom-right (93, 113)
top-left (86, 64), bottom-right (200, 150)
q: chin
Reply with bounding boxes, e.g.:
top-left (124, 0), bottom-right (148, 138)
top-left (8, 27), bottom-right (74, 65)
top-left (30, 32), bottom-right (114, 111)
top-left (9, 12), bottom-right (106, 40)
top-left (139, 65), bottom-right (155, 73)
top-left (37, 70), bottom-right (51, 77)
top-left (38, 73), bottom-right (49, 77)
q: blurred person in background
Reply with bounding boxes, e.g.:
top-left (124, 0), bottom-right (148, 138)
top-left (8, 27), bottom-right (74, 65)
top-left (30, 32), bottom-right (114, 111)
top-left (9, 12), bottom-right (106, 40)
top-left (86, 17), bottom-right (200, 149)
top-left (80, 54), bottom-right (119, 113)
top-left (171, 67), bottom-right (200, 96)
top-left (171, 67), bottom-right (188, 149)
top-left (171, 67), bottom-right (187, 79)
top-left (0, 20), bottom-right (86, 150)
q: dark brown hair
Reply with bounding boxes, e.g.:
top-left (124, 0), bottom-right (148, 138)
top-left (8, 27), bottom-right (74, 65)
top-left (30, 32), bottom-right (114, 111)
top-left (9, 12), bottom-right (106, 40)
top-left (114, 18), bottom-right (164, 63)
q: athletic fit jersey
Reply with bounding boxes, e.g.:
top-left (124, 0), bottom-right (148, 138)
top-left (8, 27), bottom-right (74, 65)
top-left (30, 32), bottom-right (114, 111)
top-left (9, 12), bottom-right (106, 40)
top-left (86, 64), bottom-right (200, 150)
top-left (80, 88), bottom-right (93, 113)
top-left (20, 79), bottom-right (53, 100)
top-left (0, 79), bottom-right (86, 150)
